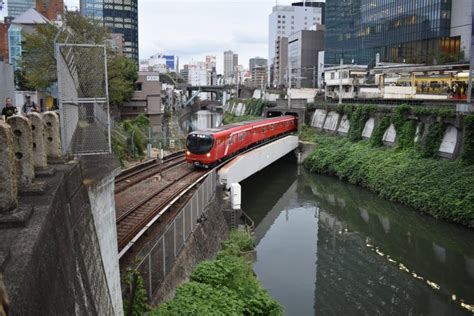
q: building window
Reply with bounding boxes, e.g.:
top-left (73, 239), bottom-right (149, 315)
top-left (135, 82), bottom-right (142, 91)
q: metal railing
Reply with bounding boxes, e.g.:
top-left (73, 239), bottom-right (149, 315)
top-left (135, 170), bottom-right (217, 300)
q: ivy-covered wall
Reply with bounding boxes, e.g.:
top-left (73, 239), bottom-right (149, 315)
top-left (308, 104), bottom-right (472, 163)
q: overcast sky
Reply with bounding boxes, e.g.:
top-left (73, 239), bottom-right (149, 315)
top-left (61, 0), bottom-right (297, 73)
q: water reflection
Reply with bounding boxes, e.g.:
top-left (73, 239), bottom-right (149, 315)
top-left (242, 160), bottom-right (474, 315)
top-left (182, 110), bottom-right (222, 132)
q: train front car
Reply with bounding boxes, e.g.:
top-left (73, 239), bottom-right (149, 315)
top-left (185, 132), bottom-right (216, 167)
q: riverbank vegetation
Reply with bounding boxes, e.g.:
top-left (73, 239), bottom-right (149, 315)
top-left (149, 229), bottom-right (282, 315)
top-left (300, 127), bottom-right (474, 227)
top-left (223, 113), bottom-right (260, 125)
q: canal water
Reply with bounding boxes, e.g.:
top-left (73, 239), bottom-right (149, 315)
top-left (242, 159), bottom-right (474, 316)
top-left (181, 110), bottom-right (222, 132)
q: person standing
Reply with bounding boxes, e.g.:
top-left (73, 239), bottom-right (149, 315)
top-left (22, 94), bottom-right (39, 115)
top-left (1, 98), bottom-right (17, 119)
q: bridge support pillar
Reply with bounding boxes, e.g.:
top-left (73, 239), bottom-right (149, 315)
top-left (230, 183), bottom-right (241, 210)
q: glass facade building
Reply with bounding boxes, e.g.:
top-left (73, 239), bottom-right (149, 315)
top-left (325, 0), bottom-right (460, 65)
top-left (7, 0), bottom-right (35, 18)
top-left (81, 0), bottom-right (138, 63)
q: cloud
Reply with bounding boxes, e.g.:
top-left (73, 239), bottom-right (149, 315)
top-left (64, 0), bottom-right (296, 71)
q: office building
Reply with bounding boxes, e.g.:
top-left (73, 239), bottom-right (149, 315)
top-left (274, 37), bottom-right (288, 87)
top-left (80, 0), bottom-right (138, 63)
top-left (180, 64), bottom-right (189, 82)
top-left (325, 0), bottom-right (471, 65)
top-left (224, 50), bottom-right (238, 83)
top-left (288, 28), bottom-right (324, 88)
top-left (249, 57), bottom-right (267, 70)
top-left (122, 72), bottom-right (162, 132)
top-left (6, 0), bottom-right (35, 18)
top-left (268, 1), bottom-right (324, 67)
top-left (251, 66), bottom-right (267, 88)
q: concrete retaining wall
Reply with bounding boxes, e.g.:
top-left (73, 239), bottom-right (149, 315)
top-left (307, 107), bottom-right (468, 160)
top-left (1, 161), bottom-right (120, 315)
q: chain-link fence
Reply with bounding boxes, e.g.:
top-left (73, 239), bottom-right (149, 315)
top-left (135, 170), bottom-right (217, 301)
top-left (56, 43), bottom-right (111, 155)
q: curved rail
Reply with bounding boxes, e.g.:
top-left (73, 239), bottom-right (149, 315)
top-left (115, 151), bottom-right (185, 193)
top-left (116, 168), bottom-right (207, 251)
top-left (116, 134), bottom-right (297, 257)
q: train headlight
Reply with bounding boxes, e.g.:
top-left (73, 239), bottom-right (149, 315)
top-left (186, 151), bottom-right (191, 156)
top-left (206, 153), bottom-right (211, 157)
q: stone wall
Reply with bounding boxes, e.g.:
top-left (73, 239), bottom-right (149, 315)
top-left (1, 163), bottom-right (118, 315)
top-left (0, 113), bottom-right (123, 315)
top-left (308, 107), bottom-right (468, 160)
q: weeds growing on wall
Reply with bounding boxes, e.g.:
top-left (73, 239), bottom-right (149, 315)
top-left (303, 131), bottom-right (474, 227)
top-left (462, 113), bottom-right (474, 165)
top-left (347, 105), bottom-right (375, 142)
top-left (154, 230), bottom-right (283, 315)
top-left (370, 116), bottom-right (392, 147)
top-left (122, 268), bottom-right (152, 316)
top-left (421, 123), bottom-right (446, 158)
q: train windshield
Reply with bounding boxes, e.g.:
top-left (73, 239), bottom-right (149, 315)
top-left (186, 133), bottom-right (214, 155)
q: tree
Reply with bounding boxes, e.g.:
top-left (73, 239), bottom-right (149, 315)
top-left (21, 12), bottom-right (137, 105)
top-left (108, 55), bottom-right (138, 106)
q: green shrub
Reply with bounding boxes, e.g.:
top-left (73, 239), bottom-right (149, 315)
top-left (154, 230), bottom-right (283, 315)
top-left (462, 113), bottom-right (474, 165)
top-left (153, 282), bottom-right (244, 316)
top-left (305, 132), bottom-right (474, 226)
top-left (223, 113), bottom-right (260, 125)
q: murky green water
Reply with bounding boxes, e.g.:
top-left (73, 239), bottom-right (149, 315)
top-left (242, 159), bottom-right (474, 316)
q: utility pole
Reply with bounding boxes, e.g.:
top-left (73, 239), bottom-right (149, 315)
top-left (339, 58), bottom-right (343, 105)
top-left (313, 66), bottom-right (316, 89)
top-left (288, 61), bottom-right (292, 109)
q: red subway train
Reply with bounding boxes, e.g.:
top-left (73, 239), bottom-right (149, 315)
top-left (185, 115), bottom-right (298, 167)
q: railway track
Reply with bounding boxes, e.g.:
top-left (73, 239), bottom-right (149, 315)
top-left (116, 166), bottom-right (207, 251)
top-left (115, 134), bottom-right (295, 256)
top-left (115, 151), bottom-right (185, 193)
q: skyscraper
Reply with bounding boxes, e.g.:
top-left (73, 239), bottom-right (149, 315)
top-left (7, 0), bottom-right (35, 18)
top-left (224, 50), bottom-right (238, 83)
top-left (325, 0), bottom-right (471, 65)
top-left (80, 0), bottom-right (138, 63)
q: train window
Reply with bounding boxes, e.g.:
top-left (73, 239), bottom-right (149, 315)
top-left (262, 127), bottom-right (266, 132)
top-left (239, 133), bottom-right (244, 140)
